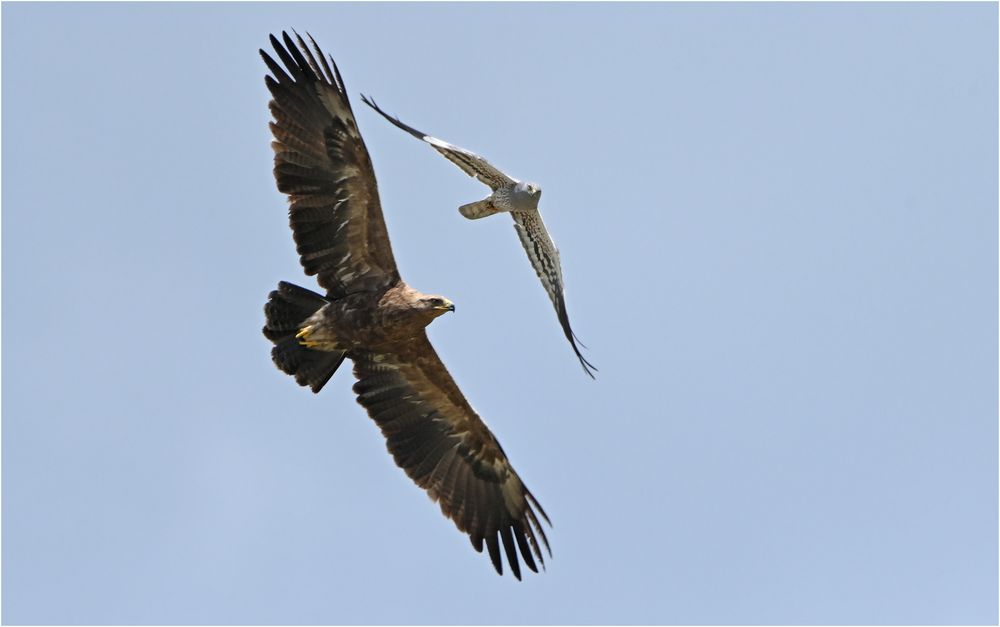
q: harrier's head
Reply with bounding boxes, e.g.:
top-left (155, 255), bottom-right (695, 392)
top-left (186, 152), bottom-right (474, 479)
top-left (512, 181), bottom-right (542, 211)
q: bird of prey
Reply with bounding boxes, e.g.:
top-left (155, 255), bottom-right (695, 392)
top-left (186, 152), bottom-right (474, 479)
top-left (259, 31), bottom-right (549, 579)
top-left (360, 96), bottom-right (597, 379)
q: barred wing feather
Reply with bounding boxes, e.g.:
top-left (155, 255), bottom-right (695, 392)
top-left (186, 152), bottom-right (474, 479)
top-left (513, 212), bottom-right (596, 378)
top-left (360, 96), bottom-right (515, 190)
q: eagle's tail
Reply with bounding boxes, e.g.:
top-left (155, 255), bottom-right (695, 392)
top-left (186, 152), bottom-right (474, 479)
top-left (263, 281), bottom-right (346, 393)
top-left (459, 198), bottom-right (501, 220)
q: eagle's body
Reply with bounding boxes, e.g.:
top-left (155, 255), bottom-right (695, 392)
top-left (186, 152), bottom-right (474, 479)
top-left (295, 284), bottom-right (452, 352)
top-left (259, 32), bottom-right (549, 580)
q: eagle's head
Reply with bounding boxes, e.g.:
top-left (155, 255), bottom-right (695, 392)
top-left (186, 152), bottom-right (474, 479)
top-left (418, 295), bottom-right (456, 319)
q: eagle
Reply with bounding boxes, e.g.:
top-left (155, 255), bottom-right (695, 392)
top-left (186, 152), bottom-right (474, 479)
top-left (260, 31), bottom-right (550, 579)
top-left (360, 96), bottom-right (597, 379)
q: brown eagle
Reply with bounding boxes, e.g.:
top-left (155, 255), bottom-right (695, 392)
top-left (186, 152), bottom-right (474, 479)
top-left (260, 32), bottom-right (550, 579)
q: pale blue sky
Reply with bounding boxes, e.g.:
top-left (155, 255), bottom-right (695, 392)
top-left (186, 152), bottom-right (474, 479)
top-left (3, 2), bottom-right (997, 624)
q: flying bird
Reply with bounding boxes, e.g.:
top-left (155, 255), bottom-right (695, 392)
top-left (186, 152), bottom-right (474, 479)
top-left (360, 96), bottom-right (597, 379)
top-left (260, 31), bottom-right (549, 579)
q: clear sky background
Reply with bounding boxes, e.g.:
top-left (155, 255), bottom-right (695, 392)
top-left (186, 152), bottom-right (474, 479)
top-left (2, 2), bottom-right (997, 624)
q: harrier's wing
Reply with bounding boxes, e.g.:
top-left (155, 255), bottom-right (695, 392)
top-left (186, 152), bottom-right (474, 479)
top-left (360, 96), bottom-right (515, 191)
top-left (351, 333), bottom-right (551, 579)
top-left (513, 212), bottom-right (596, 378)
top-left (262, 32), bottom-right (399, 299)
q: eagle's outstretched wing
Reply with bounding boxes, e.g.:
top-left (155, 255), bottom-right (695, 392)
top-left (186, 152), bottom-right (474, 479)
top-left (351, 333), bottom-right (551, 580)
top-left (262, 32), bottom-right (399, 299)
top-left (513, 212), bottom-right (596, 378)
top-left (360, 96), bottom-right (515, 190)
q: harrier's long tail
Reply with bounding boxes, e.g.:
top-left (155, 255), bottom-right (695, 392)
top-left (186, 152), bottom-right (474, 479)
top-left (459, 198), bottom-right (501, 220)
top-left (263, 281), bottom-right (346, 393)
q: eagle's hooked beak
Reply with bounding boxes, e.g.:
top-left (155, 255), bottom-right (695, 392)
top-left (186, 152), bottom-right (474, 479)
top-left (436, 299), bottom-right (456, 313)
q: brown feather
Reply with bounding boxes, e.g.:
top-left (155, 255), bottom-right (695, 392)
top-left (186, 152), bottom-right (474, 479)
top-left (484, 533), bottom-right (503, 576)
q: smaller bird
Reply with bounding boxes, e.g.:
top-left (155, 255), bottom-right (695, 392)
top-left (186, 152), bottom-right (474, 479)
top-left (361, 96), bottom-right (596, 379)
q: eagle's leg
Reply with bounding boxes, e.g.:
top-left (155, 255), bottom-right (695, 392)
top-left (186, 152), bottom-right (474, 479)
top-left (263, 281), bottom-right (347, 393)
top-left (295, 324), bottom-right (343, 350)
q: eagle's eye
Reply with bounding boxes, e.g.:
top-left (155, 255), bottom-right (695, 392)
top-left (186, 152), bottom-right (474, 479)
top-left (430, 298), bottom-right (442, 306)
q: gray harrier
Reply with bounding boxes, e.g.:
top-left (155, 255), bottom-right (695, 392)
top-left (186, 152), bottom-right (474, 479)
top-left (361, 96), bottom-right (596, 379)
